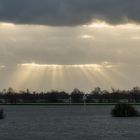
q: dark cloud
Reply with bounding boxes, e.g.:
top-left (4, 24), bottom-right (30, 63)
top-left (0, 0), bottom-right (140, 26)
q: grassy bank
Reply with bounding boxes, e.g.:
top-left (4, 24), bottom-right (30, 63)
top-left (1, 103), bottom-right (140, 105)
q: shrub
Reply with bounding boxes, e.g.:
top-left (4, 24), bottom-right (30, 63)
top-left (111, 103), bottom-right (139, 117)
top-left (0, 109), bottom-right (4, 119)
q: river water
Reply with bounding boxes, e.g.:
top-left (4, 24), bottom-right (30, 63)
top-left (0, 105), bottom-right (140, 140)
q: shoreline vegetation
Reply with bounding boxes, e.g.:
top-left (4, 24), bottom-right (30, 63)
top-left (1, 103), bottom-right (140, 105)
top-left (0, 109), bottom-right (4, 119)
top-left (1, 87), bottom-right (140, 104)
top-left (111, 103), bottom-right (139, 117)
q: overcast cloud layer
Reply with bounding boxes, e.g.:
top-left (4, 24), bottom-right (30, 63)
top-left (1, 24), bottom-right (140, 66)
top-left (0, 0), bottom-right (140, 26)
top-left (0, 0), bottom-right (140, 91)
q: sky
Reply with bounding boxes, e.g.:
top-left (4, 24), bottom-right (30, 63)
top-left (0, 0), bottom-right (140, 92)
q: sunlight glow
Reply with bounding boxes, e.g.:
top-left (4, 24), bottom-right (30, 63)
top-left (0, 22), bottom-right (15, 28)
top-left (83, 21), bottom-right (140, 29)
top-left (7, 62), bottom-right (120, 90)
top-left (0, 65), bottom-right (6, 69)
top-left (131, 36), bottom-right (140, 40)
top-left (20, 63), bottom-right (63, 68)
top-left (19, 63), bottom-right (110, 71)
top-left (81, 35), bottom-right (94, 39)
top-left (1, 21), bottom-right (140, 30)
top-left (0, 20), bottom-right (139, 91)
top-left (83, 21), bottom-right (110, 28)
top-left (5, 61), bottom-right (125, 92)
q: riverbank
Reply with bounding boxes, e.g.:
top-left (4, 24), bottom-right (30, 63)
top-left (1, 103), bottom-right (140, 105)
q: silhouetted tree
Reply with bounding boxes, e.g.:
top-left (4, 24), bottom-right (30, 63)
top-left (0, 86), bottom-right (140, 104)
top-left (71, 88), bottom-right (84, 103)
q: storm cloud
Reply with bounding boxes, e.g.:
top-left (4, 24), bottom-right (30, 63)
top-left (0, 0), bottom-right (140, 26)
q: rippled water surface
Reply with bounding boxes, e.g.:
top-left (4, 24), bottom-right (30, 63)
top-left (0, 105), bottom-right (140, 140)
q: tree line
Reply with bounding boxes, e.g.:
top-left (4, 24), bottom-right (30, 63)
top-left (0, 87), bottom-right (140, 103)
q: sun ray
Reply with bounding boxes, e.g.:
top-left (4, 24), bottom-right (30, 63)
top-left (97, 68), bottom-right (121, 89)
top-left (84, 67), bottom-right (105, 87)
top-left (8, 65), bottom-right (35, 89)
top-left (7, 63), bottom-right (124, 91)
